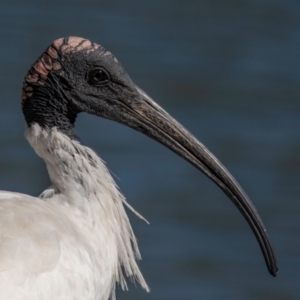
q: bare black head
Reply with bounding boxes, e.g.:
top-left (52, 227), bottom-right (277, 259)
top-left (22, 37), bottom-right (278, 276)
top-left (22, 37), bottom-right (137, 138)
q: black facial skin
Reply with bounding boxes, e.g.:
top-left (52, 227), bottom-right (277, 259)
top-left (22, 37), bottom-right (278, 277)
top-left (22, 40), bottom-right (137, 138)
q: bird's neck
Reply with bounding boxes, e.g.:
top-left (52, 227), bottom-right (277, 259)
top-left (22, 91), bottom-right (78, 139)
top-left (25, 123), bottom-right (148, 295)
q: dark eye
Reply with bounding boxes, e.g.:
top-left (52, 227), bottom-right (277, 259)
top-left (88, 68), bottom-right (110, 85)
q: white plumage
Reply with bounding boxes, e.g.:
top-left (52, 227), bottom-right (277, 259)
top-left (0, 124), bottom-right (148, 300)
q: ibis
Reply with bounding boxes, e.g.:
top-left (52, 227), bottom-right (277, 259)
top-left (0, 37), bottom-right (277, 300)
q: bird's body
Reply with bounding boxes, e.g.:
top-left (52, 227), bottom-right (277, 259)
top-left (0, 36), bottom-right (277, 299)
top-left (0, 125), bottom-right (147, 299)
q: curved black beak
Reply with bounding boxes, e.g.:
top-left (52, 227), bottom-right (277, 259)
top-left (100, 85), bottom-right (278, 276)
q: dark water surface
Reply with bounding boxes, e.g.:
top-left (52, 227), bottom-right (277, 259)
top-left (1, 1), bottom-right (300, 299)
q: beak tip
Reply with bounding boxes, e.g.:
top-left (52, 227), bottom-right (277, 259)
top-left (270, 267), bottom-right (278, 277)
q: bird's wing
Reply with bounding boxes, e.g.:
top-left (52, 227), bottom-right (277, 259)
top-left (39, 186), bottom-right (57, 199)
top-left (0, 191), bottom-right (100, 300)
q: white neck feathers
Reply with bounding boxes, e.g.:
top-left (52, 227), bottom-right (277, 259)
top-left (25, 124), bottom-right (149, 298)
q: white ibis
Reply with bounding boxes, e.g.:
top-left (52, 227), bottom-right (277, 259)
top-left (0, 37), bottom-right (277, 300)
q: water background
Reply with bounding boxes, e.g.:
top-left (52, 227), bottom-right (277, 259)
top-left (0, 1), bottom-right (299, 299)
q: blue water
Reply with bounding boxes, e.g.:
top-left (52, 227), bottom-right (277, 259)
top-left (0, 1), bottom-right (299, 299)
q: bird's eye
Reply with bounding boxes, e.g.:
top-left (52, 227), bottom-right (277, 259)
top-left (88, 68), bottom-right (110, 85)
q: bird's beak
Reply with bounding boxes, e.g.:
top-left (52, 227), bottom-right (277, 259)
top-left (103, 85), bottom-right (277, 276)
